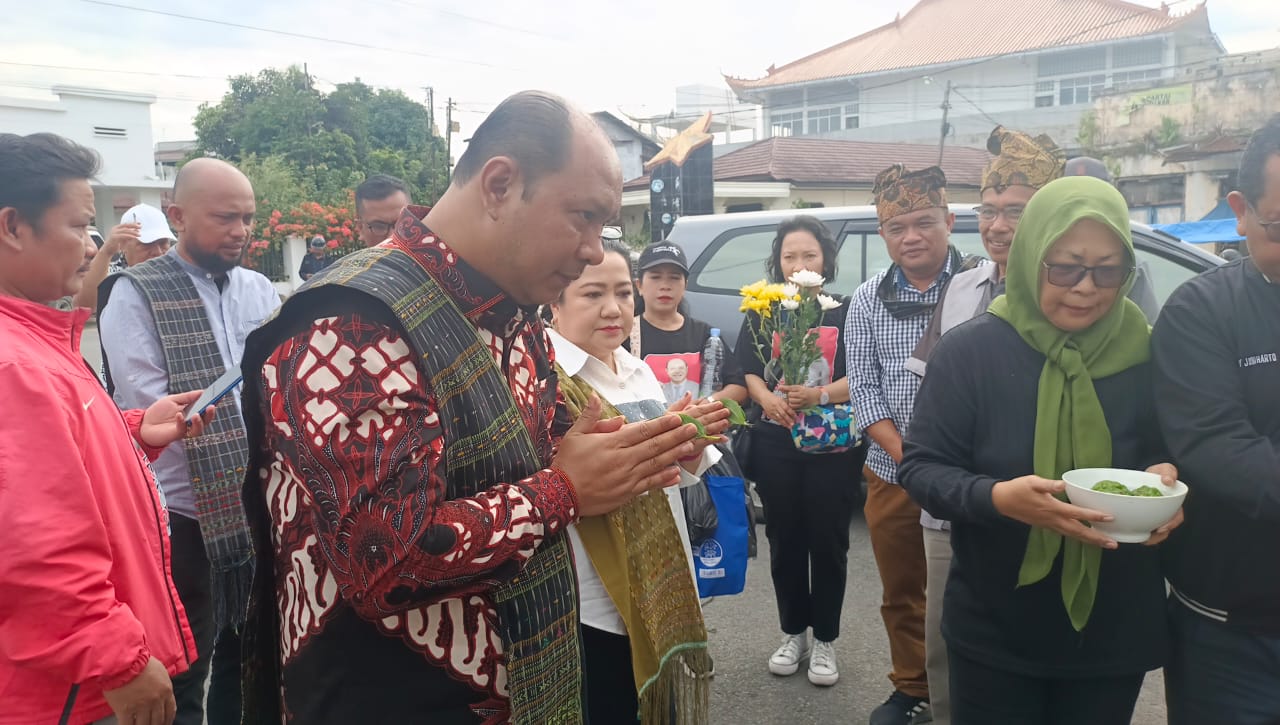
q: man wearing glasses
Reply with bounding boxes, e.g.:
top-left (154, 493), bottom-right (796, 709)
top-left (1154, 114), bottom-right (1280, 724)
top-left (354, 174), bottom-right (412, 247)
top-left (903, 126), bottom-right (1064, 725)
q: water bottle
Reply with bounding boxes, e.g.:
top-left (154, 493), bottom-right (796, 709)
top-left (699, 328), bottom-right (724, 399)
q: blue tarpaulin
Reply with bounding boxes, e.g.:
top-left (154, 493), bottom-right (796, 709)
top-left (1154, 218), bottom-right (1244, 244)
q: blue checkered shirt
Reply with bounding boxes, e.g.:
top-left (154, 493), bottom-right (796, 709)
top-left (846, 260), bottom-right (958, 484)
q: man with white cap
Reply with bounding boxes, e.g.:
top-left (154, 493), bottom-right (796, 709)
top-left (73, 203), bottom-right (174, 310)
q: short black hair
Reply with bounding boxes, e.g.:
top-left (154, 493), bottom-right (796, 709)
top-left (0, 133), bottom-right (100, 227)
top-left (452, 91), bottom-right (575, 198)
top-left (354, 174), bottom-right (410, 213)
top-left (1239, 113), bottom-right (1280, 205)
top-left (767, 215), bottom-right (839, 284)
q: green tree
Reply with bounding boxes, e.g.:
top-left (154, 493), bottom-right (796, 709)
top-left (191, 65), bottom-right (447, 206)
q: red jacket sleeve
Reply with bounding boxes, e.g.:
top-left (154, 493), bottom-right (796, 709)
top-left (0, 363), bottom-right (150, 689)
top-left (120, 408), bottom-right (166, 462)
top-left (260, 315), bottom-right (580, 620)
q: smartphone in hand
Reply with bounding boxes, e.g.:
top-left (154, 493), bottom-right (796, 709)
top-left (185, 368), bottom-right (243, 421)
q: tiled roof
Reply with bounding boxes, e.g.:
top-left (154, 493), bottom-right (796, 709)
top-left (623, 136), bottom-right (990, 190)
top-left (726, 0), bottom-right (1208, 92)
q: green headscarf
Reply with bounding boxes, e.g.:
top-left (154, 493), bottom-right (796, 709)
top-left (988, 175), bottom-right (1151, 631)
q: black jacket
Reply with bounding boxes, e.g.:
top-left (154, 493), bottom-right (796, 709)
top-left (1152, 259), bottom-right (1280, 634)
top-left (900, 314), bottom-right (1168, 677)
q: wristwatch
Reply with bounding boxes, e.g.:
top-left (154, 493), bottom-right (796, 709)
top-left (819, 389), bottom-right (830, 406)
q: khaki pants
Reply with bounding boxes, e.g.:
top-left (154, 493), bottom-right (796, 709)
top-left (863, 466), bottom-right (929, 700)
top-left (923, 526), bottom-right (953, 724)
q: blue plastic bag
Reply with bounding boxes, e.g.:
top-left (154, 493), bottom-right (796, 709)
top-left (693, 474), bottom-right (748, 597)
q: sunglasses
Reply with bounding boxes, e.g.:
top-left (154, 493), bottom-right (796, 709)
top-left (1042, 262), bottom-right (1133, 289)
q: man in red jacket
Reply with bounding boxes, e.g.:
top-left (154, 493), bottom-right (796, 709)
top-left (0, 132), bottom-right (211, 725)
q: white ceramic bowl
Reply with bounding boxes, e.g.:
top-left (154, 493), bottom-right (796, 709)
top-left (1062, 468), bottom-right (1188, 544)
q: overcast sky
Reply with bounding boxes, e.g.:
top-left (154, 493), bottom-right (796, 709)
top-left (4, 0), bottom-right (1276, 145)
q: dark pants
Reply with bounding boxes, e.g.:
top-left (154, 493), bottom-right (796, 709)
top-left (949, 649), bottom-right (1143, 725)
top-left (1166, 595), bottom-right (1280, 725)
top-left (750, 427), bottom-right (864, 642)
top-left (169, 514), bottom-right (242, 725)
top-left (581, 625), bottom-right (638, 725)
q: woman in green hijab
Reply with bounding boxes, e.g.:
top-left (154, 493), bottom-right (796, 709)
top-left (898, 176), bottom-right (1183, 725)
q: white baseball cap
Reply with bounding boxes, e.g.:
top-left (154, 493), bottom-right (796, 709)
top-left (121, 203), bottom-right (176, 245)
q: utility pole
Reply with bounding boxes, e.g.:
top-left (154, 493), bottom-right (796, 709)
top-left (445, 97), bottom-right (455, 182)
top-left (423, 86), bottom-right (435, 198)
top-left (937, 80), bottom-right (953, 166)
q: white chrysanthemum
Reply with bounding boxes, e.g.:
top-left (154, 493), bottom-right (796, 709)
top-left (788, 269), bottom-right (825, 288)
top-left (817, 294), bottom-right (841, 311)
top-left (780, 298), bottom-right (801, 311)
top-left (781, 283), bottom-right (800, 298)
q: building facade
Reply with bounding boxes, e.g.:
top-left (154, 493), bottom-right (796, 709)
top-left (0, 86), bottom-right (171, 227)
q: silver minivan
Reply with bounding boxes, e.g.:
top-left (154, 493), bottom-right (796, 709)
top-left (665, 204), bottom-right (1223, 350)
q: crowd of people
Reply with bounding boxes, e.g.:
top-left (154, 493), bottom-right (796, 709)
top-left (0, 90), bottom-right (1276, 725)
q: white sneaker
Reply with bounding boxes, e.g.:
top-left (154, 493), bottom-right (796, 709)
top-left (807, 640), bottom-right (838, 686)
top-left (768, 633), bottom-right (810, 676)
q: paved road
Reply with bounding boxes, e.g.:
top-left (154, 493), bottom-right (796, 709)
top-left (704, 512), bottom-right (1167, 724)
top-left (80, 324), bottom-right (1168, 724)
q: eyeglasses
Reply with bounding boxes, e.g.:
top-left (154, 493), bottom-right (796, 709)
top-left (1042, 262), bottom-right (1134, 288)
top-left (1248, 203), bottom-right (1280, 243)
top-left (364, 220), bottom-right (395, 238)
top-left (974, 205), bottom-right (1025, 224)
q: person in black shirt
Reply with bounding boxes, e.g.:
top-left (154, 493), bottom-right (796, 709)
top-left (1154, 114), bottom-right (1280, 725)
top-left (899, 177), bottom-right (1182, 725)
top-left (735, 215), bottom-right (866, 688)
top-left (298, 235), bottom-right (332, 280)
top-left (630, 241), bottom-right (747, 405)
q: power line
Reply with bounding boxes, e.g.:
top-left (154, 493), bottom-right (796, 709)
top-left (79, 0), bottom-right (510, 70)
top-left (367, 0), bottom-right (570, 41)
top-left (950, 87), bottom-right (1002, 128)
top-left (0, 80), bottom-right (214, 104)
top-left (0, 60), bottom-right (225, 81)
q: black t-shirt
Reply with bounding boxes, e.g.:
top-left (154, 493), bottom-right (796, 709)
top-left (628, 316), bottom-right (745, 405)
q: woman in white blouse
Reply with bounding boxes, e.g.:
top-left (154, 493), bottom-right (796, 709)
top-left (547, 239), bottom-right (728, 724)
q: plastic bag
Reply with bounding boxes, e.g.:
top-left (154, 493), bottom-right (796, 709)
top-left (680, 479), bottom-right (719, 547)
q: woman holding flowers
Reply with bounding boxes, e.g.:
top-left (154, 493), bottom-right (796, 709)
top-left (736, 215), bottom-right (867, 687)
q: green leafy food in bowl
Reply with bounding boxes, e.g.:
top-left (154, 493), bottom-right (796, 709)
top-left (1091, 480), bottom-right (1131, 495)
top-left (1090, 480), bottom-right (1166, 497)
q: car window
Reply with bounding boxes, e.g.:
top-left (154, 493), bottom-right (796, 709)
top-left (691, 228), bottom-right (775, 291)
top-left (829, 233), bottom-right (865, 297)
top-left (1133, 241), bottom-right (1201, 315)
top-left (863, 230), bottom-right (986, 283)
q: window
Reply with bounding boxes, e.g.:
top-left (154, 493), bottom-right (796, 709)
top-left (844, 93), bottom-right (860, 130)
top-left (770, 111), bottom-right (803, 138)
top-left (1113, 39), bottom-right (1165, 69)
top-left (93, 126), bottom-right (127, 139)
top-left (807, 107), bottom-right (842, 134)
top-left (1133, 243), bottom-right (1199, 320)
top-left (1113, 68), bottom-right (1165, 89)
top-left (1035, 80), bottom-right (1056, 107)
top-left (1059, 75), bottom-right (1106, 105)
top-left (692, 228), bottom-right (777, 291)
top-left (1038, 48), bottom-right (1107, 77)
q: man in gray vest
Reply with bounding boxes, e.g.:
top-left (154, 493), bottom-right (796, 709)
top-left (99, 158), bottom-right (281, 725)
top-left (905, 126), bottom-right (1065, 725)
top-left (238, 91), bottom-right (710, 725)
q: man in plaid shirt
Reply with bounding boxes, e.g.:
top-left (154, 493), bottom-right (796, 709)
top-left (847, 164), bottom-right (965, 725)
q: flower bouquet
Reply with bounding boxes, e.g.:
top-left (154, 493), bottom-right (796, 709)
top-left (739, 270), bottom-right (855, 454)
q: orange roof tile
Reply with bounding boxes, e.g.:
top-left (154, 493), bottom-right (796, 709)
top-left (623, 136), bottom-right (991, 191)
top-left (727, 0), bottom-right (1208, 92)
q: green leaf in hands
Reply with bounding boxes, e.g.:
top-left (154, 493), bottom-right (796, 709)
top-left (721, 398), bottom-right (751, 427)
top-left (677, 413), bottom-right (719, 440)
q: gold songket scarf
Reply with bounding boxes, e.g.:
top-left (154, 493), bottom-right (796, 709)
top-left (556, 368), bottom-right (712, 724)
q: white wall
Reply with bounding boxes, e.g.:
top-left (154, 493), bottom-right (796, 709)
top-left (0, 86), bottom-right (169, 226)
